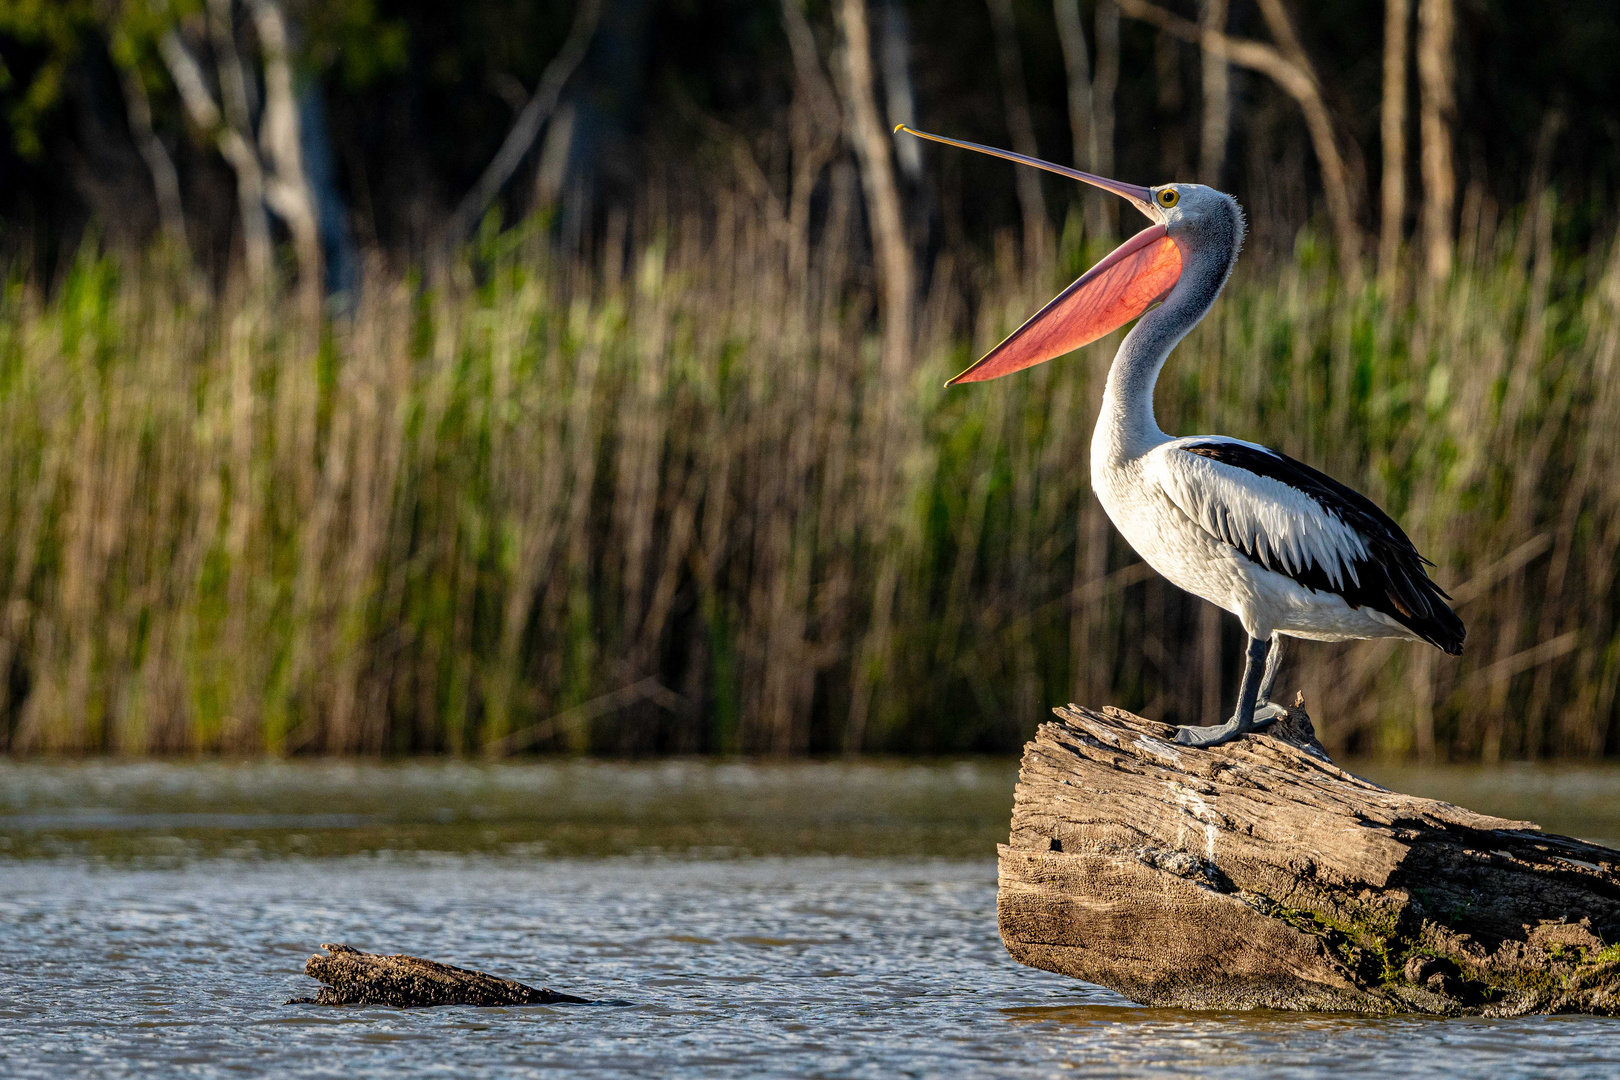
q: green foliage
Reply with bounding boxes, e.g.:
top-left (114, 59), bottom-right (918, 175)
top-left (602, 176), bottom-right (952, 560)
top-left (1, 197), bottom-right (1619, 758)
top-left (297, 0), bottom-right (407, 87)
top-left (0, 0), bottom-right (97, 158)
top-left (0, 0), bottom-right (404, 163)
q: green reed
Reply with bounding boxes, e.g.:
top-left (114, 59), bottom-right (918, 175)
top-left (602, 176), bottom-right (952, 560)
top-left (1, 191), bottom-right (1617, 760)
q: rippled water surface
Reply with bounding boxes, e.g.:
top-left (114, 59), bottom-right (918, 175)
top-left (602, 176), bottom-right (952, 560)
top-left (3, 758), bottom-right (1619, 1078)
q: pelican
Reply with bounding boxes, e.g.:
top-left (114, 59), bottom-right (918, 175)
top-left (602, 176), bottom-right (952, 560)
top-left (897, 125), bottom-right (1463, 748)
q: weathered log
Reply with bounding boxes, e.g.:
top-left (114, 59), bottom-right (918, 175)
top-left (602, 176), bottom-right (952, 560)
top-left (289, 943), bottom-right (590, 1007)
top-left (998, 698), bottom-right (1620, 1015)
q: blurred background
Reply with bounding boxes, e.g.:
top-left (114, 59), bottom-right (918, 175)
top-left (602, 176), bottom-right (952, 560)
top-left (0, 0), bottom-right (1617, 761)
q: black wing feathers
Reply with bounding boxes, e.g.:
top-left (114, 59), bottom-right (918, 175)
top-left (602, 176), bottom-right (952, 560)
top-left (1182, 441), bottom-right (1465, 655)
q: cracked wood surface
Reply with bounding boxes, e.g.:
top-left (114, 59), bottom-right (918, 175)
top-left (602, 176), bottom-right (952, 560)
top-left (997, 701), bottom-right (1620, 1014)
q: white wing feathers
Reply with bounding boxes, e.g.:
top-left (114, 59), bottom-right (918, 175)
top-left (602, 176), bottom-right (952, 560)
top-left (1147, 440), bottom-right (1371, 590)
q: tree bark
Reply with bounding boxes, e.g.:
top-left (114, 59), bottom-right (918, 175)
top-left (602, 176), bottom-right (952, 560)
top-left (290, 944), bottom-right (590, 1007)
top-left (998, 701), bottom-right (1620, 1015)
top-left (1417, 0), bottom-right (1456, 282)
top-left (1379, 0), bottom-right (1410, 286)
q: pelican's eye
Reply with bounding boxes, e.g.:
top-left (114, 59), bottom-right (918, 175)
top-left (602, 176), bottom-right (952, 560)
top-left (1156, 188), bottom-right (1180, 209)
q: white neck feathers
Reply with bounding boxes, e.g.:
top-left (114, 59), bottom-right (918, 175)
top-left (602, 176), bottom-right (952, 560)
top-left (1093, 217), bottom-right (1241, 466)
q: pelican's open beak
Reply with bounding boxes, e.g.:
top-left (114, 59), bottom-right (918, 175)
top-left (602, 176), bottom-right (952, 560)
top-left (894, 126), bottom-right (1183, 386)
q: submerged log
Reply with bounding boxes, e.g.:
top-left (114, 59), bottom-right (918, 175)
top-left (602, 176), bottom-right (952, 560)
top-left (290, 943), bottom-right (590, 1007)
top-left (998, 698), bottom-right (1620, 1015)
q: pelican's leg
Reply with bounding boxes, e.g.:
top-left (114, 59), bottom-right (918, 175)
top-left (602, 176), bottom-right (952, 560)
top-left (1174, 635), bottom-right (1276, 748)
top-left (1253, 634), bottom-right (1288, 724)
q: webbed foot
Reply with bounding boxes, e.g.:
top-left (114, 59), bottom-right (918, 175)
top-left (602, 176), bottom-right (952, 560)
top-left (1173, 706), bottom-right (1279, 748)
top-left (1252, 701), bottom-right (1288, 724)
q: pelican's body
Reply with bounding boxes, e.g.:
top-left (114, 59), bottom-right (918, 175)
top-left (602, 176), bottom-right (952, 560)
top-left (897, 125), bottom-right (1463, 746)
top-left (1095, 436), bottom-right (1417, 646)
top-left (1088, 184), bottom-right (1461, 661)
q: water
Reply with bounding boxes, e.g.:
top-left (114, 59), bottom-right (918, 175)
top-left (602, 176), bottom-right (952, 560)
top-left (3, 758), bottom-right (1619, 1078)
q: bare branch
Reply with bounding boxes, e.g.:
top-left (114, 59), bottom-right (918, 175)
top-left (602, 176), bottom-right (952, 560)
top-left (778, 0), bottom-right (844, 284)
top-left (445, 0), bottom-right (600, 245)
top-left (1052, 0), bottom-right (1095, 173)
top-left (833, 0), bottom-right (912, 376)
top-left (250, 0), bottom-right (322, 310)
top-left (779, 0), bottom-right (842, 135)
top-left (159, 25), bottom-right (272, 283)
top-left (1117, 0), bottom-right (1362, 282)
top-left (986, 0), bottom-right (1049, 265)
top-left (157, 29), bottom-right (222, 133)
top-left (111, 35), bottom-right (188, 253)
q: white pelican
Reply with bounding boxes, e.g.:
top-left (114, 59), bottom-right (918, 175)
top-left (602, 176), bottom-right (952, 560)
top-left (898, 125), bottom-right (1463, 748)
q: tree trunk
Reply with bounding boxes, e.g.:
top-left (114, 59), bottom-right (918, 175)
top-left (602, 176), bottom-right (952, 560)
top-left (998, 702), bottom-right (1620, 1015)
top-left (1053, 0), bottom-right (1094, 176)
top-left (1092, 1), bottom-right (1121, 239)
top-left (1417, 0), bottom-right (1456, 282)
top-left (879, 0), bottom-right (922, 183)
top-left (833, 0), bottom-right (913, 755)
top-left (1197, 0), bottom-right (1229, 186)
top-left (447, 0), bottom-right (599, 244)
top-left (290, 944), bottom-right (590, 1007)
top-left (1153, 29), bottom-right (1186, 178)
top-left (298, 80), bottom-right (358, 305)
top-left (530, 0), bottom-right (651, 248)
top-left (249, 0), bottom-right (322, 315)
top-left (985, 0), bottom-right (1049, 268)
top-left (112, 43), bottom-right (188, 254)
top-left (161, 24), bottom-right (272, 286)
top-left (1379, 0), bottom-right (1410, 286)
top-left (778, 0), bottom-right (842, 287)
top-left (834, 0), bottom-right (912, 378)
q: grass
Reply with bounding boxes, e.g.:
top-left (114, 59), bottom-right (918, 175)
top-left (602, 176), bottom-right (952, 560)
top-left (1, 189), bottom-right (1618, 758)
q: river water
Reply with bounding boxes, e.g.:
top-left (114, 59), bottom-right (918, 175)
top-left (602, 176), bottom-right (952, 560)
top-left (2, 758), bottom-right (1618, 1078)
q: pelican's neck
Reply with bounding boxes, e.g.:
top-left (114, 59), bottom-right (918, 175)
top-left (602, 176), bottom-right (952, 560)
top-left (1094, 230), bottom-right (1238, 465)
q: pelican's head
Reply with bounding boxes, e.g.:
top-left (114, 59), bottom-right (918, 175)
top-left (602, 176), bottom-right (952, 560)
top-left (895, 126), bottom-right (1243, 385)
top-left (1142, 181), bottom-right (1246, 276)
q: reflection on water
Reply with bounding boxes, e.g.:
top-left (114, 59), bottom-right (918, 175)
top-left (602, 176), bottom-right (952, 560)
top-left (3, 758), bottom-right (1619, 1079)
top-left (0, 758), bottom-right (1019, 859)
top-left (1352, 761), bottom-right (1620, 846)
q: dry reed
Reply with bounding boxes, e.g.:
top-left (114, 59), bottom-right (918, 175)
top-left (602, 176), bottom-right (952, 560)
top-left (1, 187), bottom-right (1617, 759)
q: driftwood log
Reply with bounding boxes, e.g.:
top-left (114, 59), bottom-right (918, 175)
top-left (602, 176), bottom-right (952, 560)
top-left (289, 943), bottom-right (590, 1007)
top-left (998, 699), bottom-right (1620, 1015)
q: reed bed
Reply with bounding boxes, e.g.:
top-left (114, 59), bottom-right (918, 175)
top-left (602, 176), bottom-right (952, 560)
top-left (1, 190), bottom-right (1617, 759)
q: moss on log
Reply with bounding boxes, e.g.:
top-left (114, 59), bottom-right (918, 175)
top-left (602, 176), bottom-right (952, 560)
top-left (997, 699), bottom-right (1620, 1015)
top-left (289, 943), bottom-right (590, 1007)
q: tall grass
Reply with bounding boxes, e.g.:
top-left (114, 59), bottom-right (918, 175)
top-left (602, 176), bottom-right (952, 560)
top-left (2, 189), bottom-right (1618, 759)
